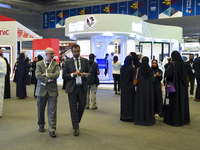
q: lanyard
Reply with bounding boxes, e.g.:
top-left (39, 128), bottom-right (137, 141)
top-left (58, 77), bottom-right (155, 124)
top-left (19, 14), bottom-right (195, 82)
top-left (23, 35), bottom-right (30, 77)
top-left (43, 60), bottom-right (52, 70)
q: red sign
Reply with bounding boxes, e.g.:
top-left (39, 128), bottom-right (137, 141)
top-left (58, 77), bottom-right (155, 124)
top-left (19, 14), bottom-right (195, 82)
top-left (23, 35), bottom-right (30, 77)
top-left (0, 29), bottom-right (9, 36)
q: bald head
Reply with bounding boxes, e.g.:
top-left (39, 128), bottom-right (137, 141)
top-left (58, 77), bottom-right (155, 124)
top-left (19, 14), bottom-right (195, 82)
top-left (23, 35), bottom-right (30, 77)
top-left (45, 47), bottom-right (55, 62)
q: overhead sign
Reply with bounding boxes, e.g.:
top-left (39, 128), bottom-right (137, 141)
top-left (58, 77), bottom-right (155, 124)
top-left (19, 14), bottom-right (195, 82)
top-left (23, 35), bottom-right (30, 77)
top-left (132, 21), bottom-right (143, 33)
top-left (0, 29), bottom-right (9, 36)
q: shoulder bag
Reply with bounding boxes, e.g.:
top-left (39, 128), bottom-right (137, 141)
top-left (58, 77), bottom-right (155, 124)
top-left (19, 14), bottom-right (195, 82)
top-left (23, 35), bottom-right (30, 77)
top-left (133, 68), bottom-right (139, 86)
top-left (166, 62), bottom-right (176, 93)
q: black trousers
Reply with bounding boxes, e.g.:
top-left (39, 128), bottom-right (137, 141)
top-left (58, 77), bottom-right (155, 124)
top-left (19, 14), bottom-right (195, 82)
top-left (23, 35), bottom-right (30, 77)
top-left (196, 77), bottom-right (200, 100)
top-left (68, 85), bottom-right (86, 129)
top-left (187, 77), bottom-right (195, 95)
top-left (113, 74), bottom-right (120, 91)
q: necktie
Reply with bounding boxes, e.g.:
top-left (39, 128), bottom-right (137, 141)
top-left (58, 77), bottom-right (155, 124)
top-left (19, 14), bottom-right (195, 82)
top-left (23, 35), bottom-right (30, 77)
top-left (76, 58), bottom-right (79, 70)
top-left (46, 62), bottom-right (50, 68)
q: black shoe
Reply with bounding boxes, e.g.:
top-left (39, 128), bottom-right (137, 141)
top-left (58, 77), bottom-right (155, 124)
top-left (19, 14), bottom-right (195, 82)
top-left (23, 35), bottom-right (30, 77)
top-left (92, 106), bottom-right (98, 110)
top-left (49, 131), bottom-right (56, 138)
top-left (85, 107), bottom-right (89, 109)
top-left (39, 127), bottom-right (45, 132)
top-left (74, 129), bottom-right (79, 136)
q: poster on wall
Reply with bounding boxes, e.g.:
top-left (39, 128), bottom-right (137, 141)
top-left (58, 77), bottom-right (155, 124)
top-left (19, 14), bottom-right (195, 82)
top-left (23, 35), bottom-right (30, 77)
top-left (70, 9), bottom-right (77, 17)
top-left (85, 6), bottom-right (92, 14)
top-left (93, 5), bottom-right (101, 14)
top-left (138, 0), bottom-right (147, 20)
top-left (171, 0), bottom-right (182, 18)
top-left (128, 0), bottom-right (138, 16)
top-left (56, 10), bottom-right (63, 28)
top-left (63, 9), bottom-right (69, 24)
top-left (43, 12), bottom-right (49, 29)
top-left (148, 0), bottom-right (159, 19)
top-left (183, 0), bottom-right (195, 17)
top-left (196, 0), bottom-right (200, 15)
top-left (159, 0), bottom-right (171, 18)
top-left (101, 4), bottom-right (110, 14)
top-left (50, 11), bottom-right (55, 28)
top-left (119, 1), bottom-right (128, 14)
top-left (110, 3), bottom-right (118, 14)
top-left (77, 7), bottom-right (85, 15)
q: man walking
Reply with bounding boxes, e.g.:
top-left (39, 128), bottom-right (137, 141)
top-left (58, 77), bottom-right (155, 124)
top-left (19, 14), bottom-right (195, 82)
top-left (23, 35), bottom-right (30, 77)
top-left (35, 47), bottom-right (60, 138)
top-left (64, 44), bottom-right (91, 136)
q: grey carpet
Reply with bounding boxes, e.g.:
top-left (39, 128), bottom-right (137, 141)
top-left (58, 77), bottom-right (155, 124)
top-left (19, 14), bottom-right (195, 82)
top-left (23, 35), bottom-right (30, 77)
top-left (0, 82), bottom-right (199, 150)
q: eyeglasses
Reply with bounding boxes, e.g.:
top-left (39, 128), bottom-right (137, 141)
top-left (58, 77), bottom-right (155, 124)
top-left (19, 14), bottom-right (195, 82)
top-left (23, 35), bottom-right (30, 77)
top-left (48, 53), bottom-right (55, 55)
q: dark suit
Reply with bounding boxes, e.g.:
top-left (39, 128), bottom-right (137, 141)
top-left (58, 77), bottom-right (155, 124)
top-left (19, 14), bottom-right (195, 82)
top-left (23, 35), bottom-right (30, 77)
top-left (194, 57), bottom-right (200, 99)
top-left (185, 61), bottom-right (195, 95)
top-left (35, 60), bottom-right (60, 131)
top-left (64, 57), bottom-right (91, 129)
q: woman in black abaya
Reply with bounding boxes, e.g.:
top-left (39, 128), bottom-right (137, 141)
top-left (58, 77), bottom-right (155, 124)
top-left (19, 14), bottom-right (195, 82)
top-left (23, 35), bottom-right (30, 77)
top-left (4, 58), bottom-right (11, 99)
top-left (130, 52), bottom-right (142, 69)
top-left (164, 51), bottom-right (190, 126)
top-left (16, 53), bottom-right (27, 99)
top-left (151, 60), bottom-right (163, 115)
top-left (120, 55), bottom-right (135, 122)
top-left (134, 56), bottom-right (155, 126)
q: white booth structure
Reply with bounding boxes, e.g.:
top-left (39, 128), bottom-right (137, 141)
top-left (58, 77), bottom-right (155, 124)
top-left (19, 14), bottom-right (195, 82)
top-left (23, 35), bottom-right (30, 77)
top-left (0, 15), bottom-right (42, 78)
top-left (65, 14), bottom-right (182, 80)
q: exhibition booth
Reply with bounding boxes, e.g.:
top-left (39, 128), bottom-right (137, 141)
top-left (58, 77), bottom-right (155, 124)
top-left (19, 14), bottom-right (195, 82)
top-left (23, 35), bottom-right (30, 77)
top-left (65, 14), bottom-right (182, 80)
top-left (0, 15), bottom-right (42, 78)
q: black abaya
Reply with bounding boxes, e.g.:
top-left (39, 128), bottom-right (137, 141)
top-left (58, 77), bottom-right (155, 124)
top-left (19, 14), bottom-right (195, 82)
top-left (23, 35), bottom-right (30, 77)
top-left (163, 52), bottom-right (190, 126)
top-left (16, 53), bottom-right (27, 99)
top-left (120, 56), bottom-right (135, 122)
top-left (4, 58), bottom-right (10, 99)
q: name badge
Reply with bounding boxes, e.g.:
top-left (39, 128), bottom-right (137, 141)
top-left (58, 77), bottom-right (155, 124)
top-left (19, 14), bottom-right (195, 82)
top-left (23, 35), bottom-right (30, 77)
top-left (76, 76), bottom-right (82, 85)
top-left (166, 98), bottom-right (169, 105)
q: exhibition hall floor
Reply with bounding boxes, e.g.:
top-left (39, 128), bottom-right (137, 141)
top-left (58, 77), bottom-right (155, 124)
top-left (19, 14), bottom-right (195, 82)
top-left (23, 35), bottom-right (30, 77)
top-left (0, 82), bottom-right (200, 150)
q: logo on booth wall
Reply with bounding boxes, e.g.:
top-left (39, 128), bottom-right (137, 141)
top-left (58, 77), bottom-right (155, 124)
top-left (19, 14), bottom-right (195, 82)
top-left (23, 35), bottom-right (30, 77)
top-left (85, 16), bottom-right (97, 30)
top-left (0, 29), bottom-right (9, 37)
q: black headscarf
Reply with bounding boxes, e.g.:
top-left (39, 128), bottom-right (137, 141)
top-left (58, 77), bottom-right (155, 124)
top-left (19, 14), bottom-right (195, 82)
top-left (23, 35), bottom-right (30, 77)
top-left (130, 52), bottom-right (139, 66)
top-left (140, 56), bottom-right (151, 78)
top-left (89, 53), bottom-right (95, 66)
top-left (37, 55), bottom-right (43, 62)
top-left (17, 53), bottom-right (27, 77)
top-left (171, 51), bottom-right (187, 85)
top-left (120, 56), bottom-right (134, 88)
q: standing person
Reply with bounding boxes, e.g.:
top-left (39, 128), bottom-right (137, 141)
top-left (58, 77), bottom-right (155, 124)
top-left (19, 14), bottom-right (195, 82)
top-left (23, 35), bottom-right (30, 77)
top-left (34, 55), bottom-right (43, 98)
top-left (0, 53), bottom-right (7, 117)
top-left (130, 52), bottom-right (142, 69)
top-left (86, 53), bottom-right (100, 109)
top-left (120, 55), bottom-right (135, 122)
top-left (134, 56), bottom-right (155, 126)
top-left (104, 53), bottom-right (109, 76)
top-left (164, 51), bottom-right (190, 126)
top-left (151, 60), bottom-right (163, 116)
top-left (31, 57), bottom-right (37, 84)
top-left (35, 47), bottom-right (60, 138)
top-left (112, 56), bottom-right (121, 95)
top-left (4, 58), bottom-right (10, 99)
top-left (16, 53), bottom-right (28, 99)
top-left (64, 44), bottom-right (91, 136)
top-left (108, 52), bottom-right (114, 80)
top-left (194, 56), bottom-right (200, 102)
top-left (13, 58), bottom-right (18, 82)
top-left (25, 57), bottom-right (31, 85)
top-left (185, 54), bottom-right (195, 98)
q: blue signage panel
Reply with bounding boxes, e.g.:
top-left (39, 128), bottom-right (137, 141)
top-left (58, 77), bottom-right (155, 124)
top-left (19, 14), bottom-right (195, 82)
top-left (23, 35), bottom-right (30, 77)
top-left (138, 0), bottom-right (147, 17)
top-left (119, 1), bottom-right (128, 14)
top-left (50, 11), bottom-right (55, 28)
top-left (70, 8), bottom-right (77, 17)
top-left (85, 6), bottom-right (92, 14)
top-left (128, 0), bottom-right (137, 16)
top-left (183, 0), bottom-right (195, 16)
top-left (196, 0), bottom-right (200, 15)
top-left (148, 0), bottom-right (159, 19)
top-left (110, 3), bottom-right (118, 14)
top-left (56, 10), bottom-right (63, 27)
top-left (93, 5), bottom-right (101, 14)
top-left (101, 4), bottom-right (110, 14)
top-left (77, 7), bottom-right (85, 15)
top-left (159, 0), bottom-right (170, 16)
top-left (43, 12), bottom-right (49, 29)
top-left (63, 9), bottom-right (69, 27)
top-left (171, 0), bottom-right (182, 17)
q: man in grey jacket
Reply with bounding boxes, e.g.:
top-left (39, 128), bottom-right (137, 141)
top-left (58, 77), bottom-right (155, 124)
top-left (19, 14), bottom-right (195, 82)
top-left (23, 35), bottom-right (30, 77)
top-left (35, 47), bottom-right (60, 138)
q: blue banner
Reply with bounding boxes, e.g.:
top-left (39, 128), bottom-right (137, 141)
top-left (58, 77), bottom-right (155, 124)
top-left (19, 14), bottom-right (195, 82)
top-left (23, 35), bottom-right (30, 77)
top-left (128, 0), bottom-right (137, 16)
top-left (159, 0), bottom-right (170, 16)
top-left (56, 10), bottom-right (63, 28)
top-left (43, 12), bottom-right (49, 29)
top-left (110, 3), bottom-right (118, 14)
top-left (119, 1), bottom-right (128, 14)
top-left (63, 9), bottom-right (69, 20)
top-left (70, 8), bottom-right (77, 17)
top-left (196, 0), bottom-right (200, 15)
top-left (138, 0), bottom-right (147, 18)
top-left (101, 4), bottom-right (110, 14)
top-left (183, 0), bottom-right (195, 16)
top-left (171, 0), bottom-right (182, 17)
top-left (77, 7), bottom-right (85, 15)
top-left (93, 5), bottom-right (101, 14)
top-left (148, 0), bottom-right (159, 19)
top-left (50, 11), bottom-right (55, 28)
top-left (85, 6), bottom-right (92, 14)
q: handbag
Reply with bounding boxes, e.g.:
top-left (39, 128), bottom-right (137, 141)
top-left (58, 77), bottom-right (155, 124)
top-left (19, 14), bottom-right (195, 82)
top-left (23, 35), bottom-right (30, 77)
top-left (166, 62), bottom-right (176, 93)
top-left (133, 68), bottom-right (139, 86)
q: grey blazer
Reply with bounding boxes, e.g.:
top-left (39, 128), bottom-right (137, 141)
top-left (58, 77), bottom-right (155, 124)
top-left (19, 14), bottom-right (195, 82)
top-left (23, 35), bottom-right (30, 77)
top-left (64, 57), bottom-right (91, 94)
top-left (35, 60), bottom-right (60, 97)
